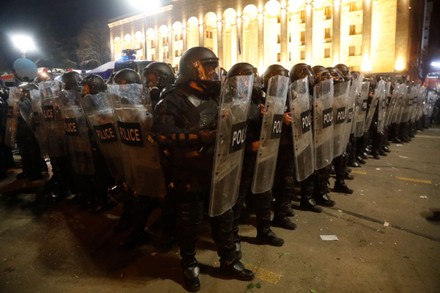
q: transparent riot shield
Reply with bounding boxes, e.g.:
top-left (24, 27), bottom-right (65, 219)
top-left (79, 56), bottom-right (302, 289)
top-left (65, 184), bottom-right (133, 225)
top-left (409, 85), bottom-right (421, 123)
top-left (414, 86), bottom-right (426, 122)
top-left (210, 74), bottom-right (253, 217)
top-left (332, 81), bottom-right (350, 158)
top-left (376, 80), bottom-right (387, 134)
top-left (289, 77), bottom-right (314, 182)
top-left (19, 89), bottom-right (48, 155)
top-left (341, 80), bottom-right (358, 154)
top-left (108, 84), bottom-right (166, 198)
top-left (394, 84), bottom-right (407, 124)
top-left (81, 92), bottom-right (123, 181)
top-left (364, 83), bottom-right (379, 133)
top-left (313, 79), bottom-right (334, 170)
top-left (251, 75), bottom-right (289, 193)
top-left (400, 85), bottom-right (412, 124)
top-left (59, 90), bottom-right (95, 176)
top-left (354, 81), bottom-right (369, 137)
top-left (385, 83), bottom-right (399, 126)
top-left (350, 74), bottom-right (364, 135)
top-left (4, 88), bottom-right (20, 147)
top-left (39, 81), bottom-right (67, 158)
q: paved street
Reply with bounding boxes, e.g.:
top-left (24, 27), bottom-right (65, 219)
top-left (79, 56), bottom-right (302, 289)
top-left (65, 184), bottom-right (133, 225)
top-left (1, 127), bottom-right (440, 293)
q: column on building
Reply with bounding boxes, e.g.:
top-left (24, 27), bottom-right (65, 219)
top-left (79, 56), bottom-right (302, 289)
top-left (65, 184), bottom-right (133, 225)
top-left (305, 1), bottom-right (313, 64)
top-left (394, 0), bottom-right (410, 71)
top-left (332, 0), bottom-right (341, 65)
top-left (242, 4), bottom-right (259, 69)
top-left (361, 0), bottom-right (372, 71)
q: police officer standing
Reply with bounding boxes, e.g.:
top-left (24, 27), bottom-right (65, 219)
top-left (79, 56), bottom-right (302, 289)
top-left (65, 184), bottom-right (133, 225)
top-left (153, 47), bottom-right (254, 292)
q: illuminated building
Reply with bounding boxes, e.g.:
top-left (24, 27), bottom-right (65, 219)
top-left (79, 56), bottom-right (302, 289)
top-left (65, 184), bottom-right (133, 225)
top-left (108, 0), bottom-right (427, 75)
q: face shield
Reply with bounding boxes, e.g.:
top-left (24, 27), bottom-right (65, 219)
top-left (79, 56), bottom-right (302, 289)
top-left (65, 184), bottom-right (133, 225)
top-left (145, 72), bottom-right (159, 88)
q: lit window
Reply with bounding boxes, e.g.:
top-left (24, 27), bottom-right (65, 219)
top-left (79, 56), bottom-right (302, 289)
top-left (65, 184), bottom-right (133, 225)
top-left (324, 48), bottom-right (331, 58)
top-left (349, 46), bottom-right (356, 56)
top-left (300, 50), bottom-right (305, 60)
top-left (349, 25), bottom-right (356, 35)
top-left (324, 6), bottom-right (332, 19)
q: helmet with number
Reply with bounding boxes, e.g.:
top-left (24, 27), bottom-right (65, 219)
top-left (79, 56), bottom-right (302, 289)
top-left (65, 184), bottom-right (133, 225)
top-left (312, 65), bottom-right (332, 83)
top-left (61, 71), bottom-right (82, 90)
top-left (175, 47), bottom-right (220, 90)
top-left (143, 62), bottom-right (175, 88)
top-left (113, 68), bottom-right (141, 85)
top-left (327, 67), bottom-right (346, 83)
top-left (81, 74), bottom-right (107, 96)
top-left (335, 64), bottom-right (351, 81)
top-left (261, 64), bottom-right (289, 90)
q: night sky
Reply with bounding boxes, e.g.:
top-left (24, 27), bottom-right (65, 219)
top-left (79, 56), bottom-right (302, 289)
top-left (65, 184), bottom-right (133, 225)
top-left (0, 0), bottom-right (136, 71)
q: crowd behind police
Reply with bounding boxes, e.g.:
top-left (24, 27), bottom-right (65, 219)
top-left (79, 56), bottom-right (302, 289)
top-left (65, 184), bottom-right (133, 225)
top-left (0, 47), bottom-right (439, 292)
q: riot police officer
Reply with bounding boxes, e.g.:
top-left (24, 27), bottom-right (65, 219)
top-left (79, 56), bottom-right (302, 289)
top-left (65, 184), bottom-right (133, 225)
top-left (232, 62), bottom-right (285, 247)
top-left (153, 47), bottom-right (254, 292)
top-left (143, 62), bottom-right (175, 108)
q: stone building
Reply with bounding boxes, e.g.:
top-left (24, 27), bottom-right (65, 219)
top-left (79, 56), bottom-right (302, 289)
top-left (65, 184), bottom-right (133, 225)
top-left (108, 0), bottom-right (426, 75)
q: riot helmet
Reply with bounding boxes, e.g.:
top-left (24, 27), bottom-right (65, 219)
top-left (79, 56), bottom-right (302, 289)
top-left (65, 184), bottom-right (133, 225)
top-left (335, 64), bottom-right (352, 81)
top-left (143, 62), bottom-right (175, 88)
top-left (312, 65), bottom-right (332, 83)
top-left (81, 74), bottom-right (107, 96)
top-left (61, 71), bottom-right (82, 90)
top-left (113, 68), bottom-right (141, 85)
top-left (175, 47), bottom-right (221, 92)
top-left (261, 64), bottom-right (289, 91)
top-left (290, 63), bottom-right (316, 89)
top-left (327, 67), bottom-right (345, 83)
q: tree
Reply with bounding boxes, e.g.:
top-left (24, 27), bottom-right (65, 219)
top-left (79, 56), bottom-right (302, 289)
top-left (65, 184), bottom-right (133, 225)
top-left (76, 18), bottom-right (111, 69)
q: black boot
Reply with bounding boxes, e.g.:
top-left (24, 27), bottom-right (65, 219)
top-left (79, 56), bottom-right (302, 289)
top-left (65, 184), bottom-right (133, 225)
top-left (219, 259), bottom-right (255, 281)
top-left (300, 194), bottom-right (322, 213)
top-left (271, 216), bottom-right (297, 230)
top-left (314, 193), bottom-right (336, 207)
top-left (182, 258), bottom-right (201, 292)
top-left (333, 181), bottom-right (354, 194)
top-left (256, 229), bottom-right (284, 246)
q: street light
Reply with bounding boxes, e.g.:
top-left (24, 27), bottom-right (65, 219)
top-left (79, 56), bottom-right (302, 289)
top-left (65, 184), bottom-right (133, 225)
top-left (10, 34), bottom-right (36, 58)
top-left (130, 0), bottom-right (161, 60)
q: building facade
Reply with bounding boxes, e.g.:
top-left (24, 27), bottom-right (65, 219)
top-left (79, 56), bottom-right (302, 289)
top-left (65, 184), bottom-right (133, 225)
top-left (108, 0), bottom-right (423, 75)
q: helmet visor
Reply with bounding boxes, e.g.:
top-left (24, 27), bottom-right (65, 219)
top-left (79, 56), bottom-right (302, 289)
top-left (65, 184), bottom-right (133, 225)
top-left (197, 61), bottom-right (221, 82)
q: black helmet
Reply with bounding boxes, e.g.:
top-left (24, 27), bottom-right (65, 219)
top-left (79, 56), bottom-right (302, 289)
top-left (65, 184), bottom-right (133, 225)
top-left (227, 62), bottom-right (257, 78)
top-left (175, 47), bottom-right (220, 89)
top-left (143, 62), bottom-right (175, 88)
top-left (326, 67), bottom-right (345, 83)
top-left (61, 71), bottom-right (82, 90)
top-left (335, 64), bottom-right (351, 81)
top-left (261, 64), bottom-right (289, 90)
top-left (81, 74), bottom-right (107, 95)
top-left (290, 63), bottom-right (316, 87)
top-left (312, 65), bottom-right (332, 83)
top-left (113, 68), bottom-right (141, 85)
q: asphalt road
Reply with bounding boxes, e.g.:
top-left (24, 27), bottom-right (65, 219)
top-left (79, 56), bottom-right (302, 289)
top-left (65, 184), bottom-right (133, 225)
top-left (1, 127), bottom-right (439, 293)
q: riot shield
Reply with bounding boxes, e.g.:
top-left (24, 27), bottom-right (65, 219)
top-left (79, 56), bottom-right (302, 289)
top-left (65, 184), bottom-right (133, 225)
top-left (332, 81), bottom-right (350, 158)
top-left (409, 85), bottom-right (421, 123)
top-left (394, 83), bottom-right (407, 124)
top-left (376, 80), bottom-right (387, 134)
top-left (400, 85), bottom-right (412, 123)
top-left (251, 75), bottom-right (289, 193)
top-left (341, 79), bottom-right (358, 154)
top-left (289, 77), bottom-right (314, 182)
top-left (4, 88), bottom-right (20, 147)
top-left (59, 90), bottom-right (95, 176)
top-left (364, 83), bottom-right (379, 133)
top-left (350, 74), bottom-right (364, 135)
top-left (19, 89), bottom-right (48, 155)
top-left (209, 74), bottom-right (253, 217)
top-left (385, 83), bottom-right (399, 126)
top-left (108, 83), bottom-right (166, 198)
top-left (81, 92), bottom-right (123, 181)
top-left (313, 79), bottom-right (334, 170)
top-left (354, 81), bottom-right (369, 137)
top-left (39, 81), bottom-right (67, 158)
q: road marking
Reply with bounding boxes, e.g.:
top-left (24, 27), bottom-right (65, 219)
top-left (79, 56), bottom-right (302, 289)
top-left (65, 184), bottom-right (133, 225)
top-left (415, 135), bottom-right (440, 139)
top-left (395, 176), bottom-right (432, 184)
top-left (242, 262), bottom-right (282, 285)
top-left (351, 170), bottom-right (367, 175)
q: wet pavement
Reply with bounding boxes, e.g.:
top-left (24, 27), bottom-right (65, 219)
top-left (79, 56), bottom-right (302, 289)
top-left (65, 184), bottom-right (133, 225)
top-left (1, 127), bottom-right (440, 293)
